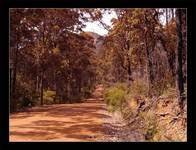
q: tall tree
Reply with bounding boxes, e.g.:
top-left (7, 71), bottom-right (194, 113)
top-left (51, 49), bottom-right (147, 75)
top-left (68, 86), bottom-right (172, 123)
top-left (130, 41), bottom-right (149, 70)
top-left (175, 8), bottom-right (185, 109)
top-left (166, 8), bottom-right (169, 26)
top-left (10, 9), bottom-right (32, 112)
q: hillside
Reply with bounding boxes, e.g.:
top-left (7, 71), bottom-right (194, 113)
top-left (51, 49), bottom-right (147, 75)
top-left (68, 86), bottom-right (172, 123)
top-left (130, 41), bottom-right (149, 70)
top-left (85, 32), bottom-right (105, 55)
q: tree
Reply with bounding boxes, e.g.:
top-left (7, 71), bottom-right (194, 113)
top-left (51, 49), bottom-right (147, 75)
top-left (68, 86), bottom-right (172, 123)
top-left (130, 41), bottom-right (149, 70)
top-left (10, 9), bottom-right (33, 112)
top-left (10, 9), bottom-right (98, 111)
top-left (104, 9), bottom-right (161, 94)
top-left (175, 9), bottom-right (185, 110)
top-left (10, 8), bottom-right (187, 112)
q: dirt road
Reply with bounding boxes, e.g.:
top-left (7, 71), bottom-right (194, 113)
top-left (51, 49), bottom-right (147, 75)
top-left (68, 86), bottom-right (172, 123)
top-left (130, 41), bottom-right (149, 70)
top-left (10, 85), bottom-right (110, 142)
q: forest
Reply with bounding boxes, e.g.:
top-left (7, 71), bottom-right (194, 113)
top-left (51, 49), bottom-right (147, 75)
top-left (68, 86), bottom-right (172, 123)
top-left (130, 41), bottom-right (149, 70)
top-left (10, 8), bottom-right (187, 142)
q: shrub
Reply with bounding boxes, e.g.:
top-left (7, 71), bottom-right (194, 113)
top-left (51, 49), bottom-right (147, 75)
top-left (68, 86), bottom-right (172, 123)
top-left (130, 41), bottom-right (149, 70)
top-left (104, 83), bottom-right (127, 112)
top-left (43, 90), bottom-right (56, 104)
top-left (15, 78), bottom-right (37, 110)
top-left (129, 79), bottom-right (148, 98)
top-left (125, 95), bottom-right (138, 112)
top-left (31, 92), bottom-right (40, 106)
top-left (139, 110), bottom-right (158, 141)
top-left (114, 82), bottom-right (128, 91)
top-left (18, 95), bottom-right (32, 108)
top-left (125, 79), bottom-right (148, 107)
top-left (162, 87), bottom-right (176, 97)
top-left (152, 72), bottom-right (175, 96)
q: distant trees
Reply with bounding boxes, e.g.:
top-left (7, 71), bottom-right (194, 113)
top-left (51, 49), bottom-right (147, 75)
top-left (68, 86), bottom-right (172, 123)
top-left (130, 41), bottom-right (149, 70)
top-left (10, 9), bottom-right (98, 112)
top-left (100, 9), bottom-right (164, 95)
top-left (99, 8), bottom-right (187, 103)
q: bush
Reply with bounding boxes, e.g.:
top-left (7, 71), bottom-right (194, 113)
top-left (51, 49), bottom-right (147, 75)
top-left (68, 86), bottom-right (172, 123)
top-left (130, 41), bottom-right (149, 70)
top-left (126, 79), bottom-right (148, 103)
top-left (15, 79), bottom-right (37, 109)
top-left (114, 82), bottom-right (128, 91)
top-left (152, 72), bottom-right (175, 96)
top-left (162, 87), bottom-right (176, 97)
top-left (139, 110), bottom-right (158, 141)
top-left (31, 92), bottom-right (40, 106)
top-left (17, 91), bottom-right (38, 110)
top-left (18, 95), bottom-right (33, 108)
top-left (129, 79), bottom-right (148, 97)
top-left (43, 90), bottom-right (56, 104)
top-left (104, 83), bottom-right (127, 112)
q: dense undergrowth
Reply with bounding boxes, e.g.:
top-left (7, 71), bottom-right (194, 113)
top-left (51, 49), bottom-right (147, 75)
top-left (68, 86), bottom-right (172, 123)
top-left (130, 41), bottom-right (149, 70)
top-left (16, 87), bottom-right (94, 111)
top-left (103, 81), bottom-right (187, 141)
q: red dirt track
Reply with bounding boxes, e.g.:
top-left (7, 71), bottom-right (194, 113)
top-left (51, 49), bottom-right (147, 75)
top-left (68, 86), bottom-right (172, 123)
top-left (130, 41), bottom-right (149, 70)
top-left (10, 85), bottom-right (108, 142)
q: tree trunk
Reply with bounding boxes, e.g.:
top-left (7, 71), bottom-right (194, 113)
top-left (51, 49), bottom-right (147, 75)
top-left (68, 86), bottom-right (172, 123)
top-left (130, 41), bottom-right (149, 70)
top-left (127, 57), bottom-right (133, 86)
top-left (166, 8), bottom-right (168, 26)
top-left (158, 36), bottom-right (176, 77)
top-left (40, 72), bottom-right (44, 106)
top-left (146, 49), bottom-right (153, 96)
top-left (125, 34), bottom-right (133, 86)
top-left (175, 9), bottom-right (185, 110)
top-left (144, 38), bottom-right (153, 96)
top-left (171, 8), bottom-right (174, 20)
top-left (67, 80), bottom-right (70, 101)
top-left (36, 75), bottom-right (39, 93)
top-left (11, 42), bottom-right (19, 112)
top-left (181, 9), bottom-right (187, 83)
top-left (40, 17), bottom-right (46, 106)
